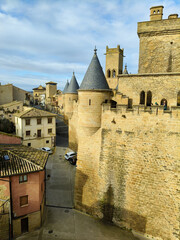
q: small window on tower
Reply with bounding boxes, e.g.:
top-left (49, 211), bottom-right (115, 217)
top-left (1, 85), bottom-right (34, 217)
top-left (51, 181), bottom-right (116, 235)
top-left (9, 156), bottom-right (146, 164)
top-left (112, 70), bottom-right (116, 78)
top-left (89, 99), bottom-right (91, 106)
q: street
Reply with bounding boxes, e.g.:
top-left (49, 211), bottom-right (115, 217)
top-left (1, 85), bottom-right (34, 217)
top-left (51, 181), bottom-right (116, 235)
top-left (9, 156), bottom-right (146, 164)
top-left (16, 118), bottom-right (138, 240)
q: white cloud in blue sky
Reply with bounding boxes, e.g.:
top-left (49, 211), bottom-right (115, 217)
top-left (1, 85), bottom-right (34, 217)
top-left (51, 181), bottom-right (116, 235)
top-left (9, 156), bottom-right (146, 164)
top-left (0, 0), bottom-right (180, 90)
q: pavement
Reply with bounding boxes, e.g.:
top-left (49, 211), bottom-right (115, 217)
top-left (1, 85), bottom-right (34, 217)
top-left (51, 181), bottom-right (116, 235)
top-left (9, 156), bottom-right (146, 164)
top-left (16, 119), bottom-right (138, 240)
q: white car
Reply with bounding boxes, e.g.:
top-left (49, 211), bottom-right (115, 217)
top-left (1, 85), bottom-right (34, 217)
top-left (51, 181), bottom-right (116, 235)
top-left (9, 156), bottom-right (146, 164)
top-left (40, 147), bottom-right (53, 154)
top-left (64, 151), bottom-right (77, 160)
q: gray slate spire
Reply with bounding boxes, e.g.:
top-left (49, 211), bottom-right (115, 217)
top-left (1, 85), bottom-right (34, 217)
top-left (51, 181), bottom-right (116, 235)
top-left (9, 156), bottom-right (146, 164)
top-left (66, 72), bottom-right (79, 93)
top-left (63, 80), bottom-right (69, 93)
top-left (80, 48), bottom-right (109, 90)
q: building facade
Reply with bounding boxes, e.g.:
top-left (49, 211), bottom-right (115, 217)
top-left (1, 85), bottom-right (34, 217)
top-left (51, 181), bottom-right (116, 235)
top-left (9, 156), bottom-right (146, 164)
top-left (15, 108), bottom-right (56, 148)
top-left (0, 144), bottom-right (48, 239)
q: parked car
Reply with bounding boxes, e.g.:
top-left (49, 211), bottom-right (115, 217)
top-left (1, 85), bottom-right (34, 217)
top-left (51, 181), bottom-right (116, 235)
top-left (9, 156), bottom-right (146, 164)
top-left (40, 147), bottom-right (53, 154)
top-left (69, 155), bottom-right (77, 165)
top-left (64, 151), bottom-right (77, 161)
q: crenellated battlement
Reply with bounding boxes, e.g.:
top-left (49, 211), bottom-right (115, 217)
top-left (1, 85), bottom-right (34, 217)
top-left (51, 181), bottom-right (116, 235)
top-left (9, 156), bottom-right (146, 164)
top-left (102, 102), bottom-right (180, 118)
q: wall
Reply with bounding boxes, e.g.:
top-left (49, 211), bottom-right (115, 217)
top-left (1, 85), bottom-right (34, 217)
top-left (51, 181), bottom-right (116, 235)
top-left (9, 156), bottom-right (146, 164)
top-left (15, 116), bottom-right (56, 148)
top-left (0, 177), bottom-right (10, 240)
top-left (13, 86), bottom-right (28, 102)
top-left (64, 93), bottom-right (78, 121)
top-left (75, 105), bottom-right (180, 240)
top-left (117, 73), bottom-right (180, 107)
top-left (11, 171), bottom-right (44, 217)
top-left (138, 18), bottom-right (180, 73)
top-left (13, 210), bottom-right (41, 238)
top-left (0, 84), bottom-right (13, 105)
top-left (0, 132), bottom-right (21, 144)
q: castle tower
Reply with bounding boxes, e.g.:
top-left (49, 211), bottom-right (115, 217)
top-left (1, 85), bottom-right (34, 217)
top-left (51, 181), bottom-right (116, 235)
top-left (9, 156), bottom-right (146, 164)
top-left (46, 81), bottom-right (57, 98)
top-left (64, 72), bottom-right (79, 121)
top-left (105, 45), bottom-right (124, 89)
top-left (78, 48), bottom-right (111, 135)
top-left (63, 80), bottom-right (69, 94)
top-left (138, 6), bottom-right (180, 73)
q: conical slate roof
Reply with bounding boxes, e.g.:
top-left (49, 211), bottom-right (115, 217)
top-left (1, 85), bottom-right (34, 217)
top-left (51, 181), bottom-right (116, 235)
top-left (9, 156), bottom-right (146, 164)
top-left (80, 49), bottom-right (109, 90)
top-left (63, 80), bottom-right (69, 93)
top-left (66, 72), bottom-right (79, 94)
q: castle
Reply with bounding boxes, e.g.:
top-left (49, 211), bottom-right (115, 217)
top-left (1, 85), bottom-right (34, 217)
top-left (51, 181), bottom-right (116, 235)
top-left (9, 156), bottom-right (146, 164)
top-left (62, 6), bottom-right (180, 240)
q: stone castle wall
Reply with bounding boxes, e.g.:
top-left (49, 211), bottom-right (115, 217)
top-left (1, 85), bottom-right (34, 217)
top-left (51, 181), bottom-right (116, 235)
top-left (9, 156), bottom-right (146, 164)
top-left (75, 105), bottom-right (180, 240)
top-left (116, 73), bottom-right (180, 106)
top-left (138, 18), bottom-right (180, 73)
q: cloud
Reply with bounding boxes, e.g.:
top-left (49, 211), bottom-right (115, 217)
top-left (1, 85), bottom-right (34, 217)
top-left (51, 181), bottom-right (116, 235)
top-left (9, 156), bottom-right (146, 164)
top-left (0, 0), bottom-right (180, 90)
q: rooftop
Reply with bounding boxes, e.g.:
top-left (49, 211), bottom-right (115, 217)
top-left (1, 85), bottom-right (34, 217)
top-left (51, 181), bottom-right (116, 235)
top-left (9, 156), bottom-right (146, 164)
top-left (14, 107), bottom-right (57, 118)
top-left (33, 85), bottom-right (46, 90)
top-left (66, 72), bottom-right (79, 94)
top-left (80, 49), bottom-right (110, 90)
top-left (0, 145), bottom-right (49, 177)
top-left (0, 101), bottom-right (23, 108)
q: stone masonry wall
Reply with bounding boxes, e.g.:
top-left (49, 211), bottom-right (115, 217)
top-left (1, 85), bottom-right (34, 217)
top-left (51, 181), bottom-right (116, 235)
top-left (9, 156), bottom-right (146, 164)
top-left (137, 18), bottom-right (180, 73)
top-left (75, 106), bottom-right (180, 240)
top-left (117, 73), bottom-right (180, 106)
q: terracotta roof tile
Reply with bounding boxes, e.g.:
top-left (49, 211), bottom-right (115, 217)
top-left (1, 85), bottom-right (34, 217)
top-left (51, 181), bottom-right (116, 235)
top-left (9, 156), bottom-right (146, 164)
top-left (0, 145), bottom-right (48, 177)
top-left (14, 107), bottom-right (57, 118)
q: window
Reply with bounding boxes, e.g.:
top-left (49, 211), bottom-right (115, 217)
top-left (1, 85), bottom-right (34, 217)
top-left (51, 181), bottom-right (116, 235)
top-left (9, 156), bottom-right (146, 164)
top-left (26, 131), bottom-right (30, 136)
top-left (48, 118), bottom-right (52, 124)
top-left (177, 91), bottom-right (180, 106)
top-left (48, 128), bottom-right (52, 134)
top-left (46, 140), bottom-right (49, 144)
top-left (112, 70), bottom-right (116, 78)
top-left (89, 99), bottom-right (91, 106)
top-left (140, 91), bottom-right (145, 104)
top-left (25, 119), bottom-right (30, 126)
top-left (19, 175), bottom-right (28, 183)
top-left (146, 91), bottom-right (152, 106)
top-left (17, 106), bottom-right (20, 109)
top-left (27, 143), bottom-right (31, 147)
top-left (37, 129), bottom-right (41, 138)
top-left (20, 195), bottom-right (28, 206)
top-left (107, 69), bottom-right (111, 78)
top-left (37, 118), bottom-right (41, 125)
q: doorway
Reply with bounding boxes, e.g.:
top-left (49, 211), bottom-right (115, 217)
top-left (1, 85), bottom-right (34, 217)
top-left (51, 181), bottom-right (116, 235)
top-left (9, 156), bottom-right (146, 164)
top-left (21, 217), bottom-right (28, 233)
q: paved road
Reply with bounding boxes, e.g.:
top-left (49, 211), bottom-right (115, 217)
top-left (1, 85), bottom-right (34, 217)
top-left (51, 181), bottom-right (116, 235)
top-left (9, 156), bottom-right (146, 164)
top-left (16, 119), bottom-right (138, 240)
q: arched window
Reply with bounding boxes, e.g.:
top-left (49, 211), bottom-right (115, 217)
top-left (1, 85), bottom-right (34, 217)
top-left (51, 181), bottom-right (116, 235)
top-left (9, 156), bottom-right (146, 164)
top-left (140, 91), bottom-right (145, 104)
top-left (146, 91), bottom-right (152, 106)
top-left (177, 91), bottom-right (180, 106)
top-left (161, 98), bottom-right (168, 110)
top-left (161, 98), bottom-right (167, 106)
top-left (107, 69), bottom-right (111, 78)
top-left (112, 70), bottom-right (116, 78)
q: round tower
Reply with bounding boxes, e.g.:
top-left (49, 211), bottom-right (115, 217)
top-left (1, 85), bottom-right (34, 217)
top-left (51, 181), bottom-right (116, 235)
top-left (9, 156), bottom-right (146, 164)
top-left (64, 72), bottom-right (79, 121)
top-left (78, 48), bottom-right (111, 135)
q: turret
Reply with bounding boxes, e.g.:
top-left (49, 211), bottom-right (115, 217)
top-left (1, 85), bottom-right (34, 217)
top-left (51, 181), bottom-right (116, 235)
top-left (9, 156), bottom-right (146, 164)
top-left (64, 72), bottom-right (79, 121)
top-left (78, 48), bottom-right (111, 135)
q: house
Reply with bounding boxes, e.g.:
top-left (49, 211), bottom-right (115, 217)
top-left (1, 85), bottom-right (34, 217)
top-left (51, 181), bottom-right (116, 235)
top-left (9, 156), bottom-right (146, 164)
top-left (0, 144), bottom-right (49, 239)
top-left (14, 108), bottom-right (56, 148)
top-left (33, 85), bottom-right (46, 105)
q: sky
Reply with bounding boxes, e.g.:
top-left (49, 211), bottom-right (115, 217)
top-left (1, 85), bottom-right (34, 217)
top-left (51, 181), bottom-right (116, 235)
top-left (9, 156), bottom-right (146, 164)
top-left (0, 0), bottom-right (180, 91)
